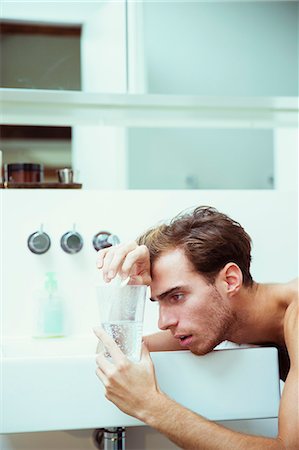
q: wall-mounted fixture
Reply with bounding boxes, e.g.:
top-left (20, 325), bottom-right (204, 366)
top-left (27, 225), bottom-right (51, 254)
top-left (92, 231), bottom-right (120, 251)
top-left (28, 227), bottom-right (118, 254)
top-left (60, 226), bottom-right (83, 254)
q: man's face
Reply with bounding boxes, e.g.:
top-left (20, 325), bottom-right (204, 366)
top-left (150, 248), bottom-right (235, 355)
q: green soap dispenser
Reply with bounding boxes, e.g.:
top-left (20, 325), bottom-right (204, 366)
top-left (35, 272), bottom-right (65, 338)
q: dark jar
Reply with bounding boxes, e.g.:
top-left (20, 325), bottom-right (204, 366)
top-left (4, 163), bottom-right (44, 183)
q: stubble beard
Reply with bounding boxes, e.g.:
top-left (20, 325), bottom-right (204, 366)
top-left (190, 286), bottom-right (237, 356)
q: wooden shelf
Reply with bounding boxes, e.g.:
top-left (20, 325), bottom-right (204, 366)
top-left (1, 182), bottom-right (82, 189)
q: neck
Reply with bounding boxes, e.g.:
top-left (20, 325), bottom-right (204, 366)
top-left (226, 281), bottom-right (294, 346)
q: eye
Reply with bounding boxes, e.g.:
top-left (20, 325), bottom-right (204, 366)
top-left (171, 293), bottom-right (184, 302)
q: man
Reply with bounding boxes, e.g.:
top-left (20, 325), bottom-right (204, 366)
top-left (94, 206), bottom-right (298, 449)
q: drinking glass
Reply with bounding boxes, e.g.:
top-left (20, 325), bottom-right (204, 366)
top-left (96, 284), bottom-right (147, 362)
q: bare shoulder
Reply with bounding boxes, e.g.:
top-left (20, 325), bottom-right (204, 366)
top-left (288, 277), bottom-right (299, 293)
top-left (284, 278), bottom-right (298, 323)
top-left (284, 279), bottom-right (298, 364)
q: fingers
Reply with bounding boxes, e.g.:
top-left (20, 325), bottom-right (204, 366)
top-left (106, 244), bottom-right (138, 281)
top-left (96, 247), bottom-right (111, 269)
top-left (121, 245), bottom-right (150, 279)
top-left (95, 364), bottom-right (109, 386)
top-left (93, 326), bottom-right (126, 363)
top-left (97, 241), bottom-right (138, 282)
top-left (96, 242), bottom-right (151, 285)
top-left (101, 250), bottom-right (117, 282)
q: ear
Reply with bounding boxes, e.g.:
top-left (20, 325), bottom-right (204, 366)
top-left (217, 263), bottom-right (243, 296)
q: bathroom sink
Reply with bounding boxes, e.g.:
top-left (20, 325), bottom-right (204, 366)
top-left (1, 338), bottom-right (280, 434)
top-left (1, 336), bottom-right (96, 358)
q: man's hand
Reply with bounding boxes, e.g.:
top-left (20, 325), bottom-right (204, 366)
top-left (96, 241), bottom-right (151, 285)
top-left (94, 326), bottom-right (161, 420)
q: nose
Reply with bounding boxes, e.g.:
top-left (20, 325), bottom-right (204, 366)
top-left (158, 304), bottom-right (178, 331)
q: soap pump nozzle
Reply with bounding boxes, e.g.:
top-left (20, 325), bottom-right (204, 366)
top-left (45, 272), bottom-right (58, 297)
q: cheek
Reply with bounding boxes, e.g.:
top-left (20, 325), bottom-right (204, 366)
top-left (182, 301), bottom-right (204, 325)
top-left (183, 295), bottom-right (219, 327)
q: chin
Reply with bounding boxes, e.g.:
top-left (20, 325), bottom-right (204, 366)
top-left (190, 338), bottom-right (221, 356)
top-left (189, 344), bottom-right (213, 356)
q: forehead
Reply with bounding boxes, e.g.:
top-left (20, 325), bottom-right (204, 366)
top-left (152, 247), bottom-right (192, 273)
top-left (150, 248), bottom-right (198, 296)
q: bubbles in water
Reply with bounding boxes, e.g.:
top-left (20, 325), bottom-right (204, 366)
top-left (101, 321), bottom-right (143, 362)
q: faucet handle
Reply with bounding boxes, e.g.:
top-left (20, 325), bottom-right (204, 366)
top-left (60, 230), bottom-right (83, 254)
top-left (107, 234), bottom-right (120, 246)
top-left (27, 226), bottom-right (51, 254)
top-left (92, 231), bottom-right (120, 251)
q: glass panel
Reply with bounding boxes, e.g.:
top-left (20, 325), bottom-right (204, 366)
top-left (128, 1), bottom-right (298, 96)
top-left (126, 128), bottom-right (274, 190)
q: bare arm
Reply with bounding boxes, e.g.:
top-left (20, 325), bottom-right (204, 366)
top-left (276, 299), bottom-right (299, 448)
top-left (95, 313), bottom-right (298, 450)
top-left (143, 330), bottom-right (182, 352)
top-left (144, 394), bottom-right (284, 450)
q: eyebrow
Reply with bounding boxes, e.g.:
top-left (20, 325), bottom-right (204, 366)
top-left (150, 286), bottom-right (182, 302)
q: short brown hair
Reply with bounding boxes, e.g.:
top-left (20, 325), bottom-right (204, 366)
top-left (137, 206), bottom-right (253, 287)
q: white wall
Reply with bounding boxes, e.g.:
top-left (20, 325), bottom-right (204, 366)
top-left (2, 189), bottom-right (297, 339)
top-left (0, 1), bottom-right (106, 24)
top-left (72, 126), bottom-right (128, 189)
top-left (72, 1), bottom-right (128, 188)
top-left (80, 1), bottom-right (126, 93)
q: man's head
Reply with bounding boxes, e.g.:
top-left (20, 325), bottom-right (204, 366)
top-left (138, 206), bottom-right (253, 287)
top-left (137, 206), bottom-right (253, 354)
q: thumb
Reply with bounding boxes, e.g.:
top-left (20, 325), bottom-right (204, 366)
top-left (140, 342), bottom-right (154, 366)
top-left (128, 274), bottom-right (152, 286)
top-left (141, 341), bottom-right (152, 361)
top-left (141, 342), bottom-right (160, 390)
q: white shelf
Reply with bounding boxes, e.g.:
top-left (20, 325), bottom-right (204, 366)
top-left (0, 88), bottom-right (298, 129)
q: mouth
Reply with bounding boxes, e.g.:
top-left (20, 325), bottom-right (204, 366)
top-left (176, 335), bottom-right (193, 348)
